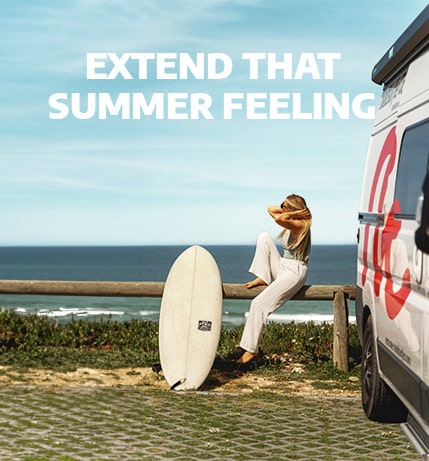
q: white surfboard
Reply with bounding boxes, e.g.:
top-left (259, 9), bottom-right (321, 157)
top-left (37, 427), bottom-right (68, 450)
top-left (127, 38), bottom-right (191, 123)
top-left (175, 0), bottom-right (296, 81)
top-left (159, 245), bottom-right (223, 391)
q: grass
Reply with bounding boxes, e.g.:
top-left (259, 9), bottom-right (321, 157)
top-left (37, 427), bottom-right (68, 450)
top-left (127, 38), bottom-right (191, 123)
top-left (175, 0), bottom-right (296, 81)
top-left (0, 386), bottom-right (415, 461)
top-left (0, 311), bottom-right (418, 461)
top-left (0, 309), bottom-right (362, 386)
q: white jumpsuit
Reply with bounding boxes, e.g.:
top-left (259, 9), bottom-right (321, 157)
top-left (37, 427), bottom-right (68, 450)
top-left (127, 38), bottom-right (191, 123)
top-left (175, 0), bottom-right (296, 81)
top-left (239, 231), bottom-right (310, 353)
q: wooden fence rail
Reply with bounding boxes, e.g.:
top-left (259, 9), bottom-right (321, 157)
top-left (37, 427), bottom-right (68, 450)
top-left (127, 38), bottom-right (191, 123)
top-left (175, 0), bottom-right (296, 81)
top-left (0, 280), bottom-right (356, 371)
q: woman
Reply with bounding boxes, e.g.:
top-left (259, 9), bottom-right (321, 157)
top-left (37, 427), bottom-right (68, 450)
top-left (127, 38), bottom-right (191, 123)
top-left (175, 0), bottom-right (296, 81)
top-left (236, 194), bottom-right (312, 365)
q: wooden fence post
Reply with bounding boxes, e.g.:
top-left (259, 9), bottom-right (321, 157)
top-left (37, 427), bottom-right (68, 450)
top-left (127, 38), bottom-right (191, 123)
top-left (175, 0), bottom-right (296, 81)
top-left (333, 290), bottom-right (349, 371)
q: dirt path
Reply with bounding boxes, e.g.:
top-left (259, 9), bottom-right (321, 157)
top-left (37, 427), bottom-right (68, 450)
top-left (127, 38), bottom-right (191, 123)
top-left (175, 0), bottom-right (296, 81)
top-left (0, 364), bottom-right (360, 397)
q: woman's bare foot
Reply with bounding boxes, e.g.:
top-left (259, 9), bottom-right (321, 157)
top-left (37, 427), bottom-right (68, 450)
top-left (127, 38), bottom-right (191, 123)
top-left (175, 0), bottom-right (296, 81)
top-left (245, 277), bottom-right (268, 289)
top-left (236, 351), bottom-right (259, 364)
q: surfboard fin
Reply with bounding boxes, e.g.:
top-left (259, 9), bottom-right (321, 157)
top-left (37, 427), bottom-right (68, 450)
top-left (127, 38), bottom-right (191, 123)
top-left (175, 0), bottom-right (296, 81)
top-left (170, 378), bottom-right (187, 391)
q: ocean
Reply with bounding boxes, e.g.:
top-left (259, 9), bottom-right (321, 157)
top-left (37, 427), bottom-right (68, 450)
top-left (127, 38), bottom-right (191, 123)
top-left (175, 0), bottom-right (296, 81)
top-left (0, 245), bottom-right (357, 329)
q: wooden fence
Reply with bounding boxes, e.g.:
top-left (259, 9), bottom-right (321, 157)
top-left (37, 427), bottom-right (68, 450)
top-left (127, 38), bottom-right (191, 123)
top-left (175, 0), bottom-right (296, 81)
top-left (0, 280), bottom-right (356, 371)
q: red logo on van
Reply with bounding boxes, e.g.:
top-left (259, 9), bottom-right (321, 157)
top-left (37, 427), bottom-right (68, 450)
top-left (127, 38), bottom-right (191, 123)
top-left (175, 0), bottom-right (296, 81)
top-left (361, 127), bottom-right (411, 319)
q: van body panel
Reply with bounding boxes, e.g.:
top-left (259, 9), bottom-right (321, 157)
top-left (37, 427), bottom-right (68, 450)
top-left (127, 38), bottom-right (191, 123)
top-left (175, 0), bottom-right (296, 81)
top-left (400, 54), bottom-right (429, 115)
top-left (357, 5), bottom-right (429, 454)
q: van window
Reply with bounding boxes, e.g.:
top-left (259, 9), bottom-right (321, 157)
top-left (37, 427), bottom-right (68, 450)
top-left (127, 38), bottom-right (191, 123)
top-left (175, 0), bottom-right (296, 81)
top-left (395, 119), bottom-right (429, 218)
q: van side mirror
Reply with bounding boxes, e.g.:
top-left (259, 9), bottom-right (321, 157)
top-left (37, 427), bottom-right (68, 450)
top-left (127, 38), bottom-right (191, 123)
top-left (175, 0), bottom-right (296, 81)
top-left (415, 171), bottom-right (429, 253)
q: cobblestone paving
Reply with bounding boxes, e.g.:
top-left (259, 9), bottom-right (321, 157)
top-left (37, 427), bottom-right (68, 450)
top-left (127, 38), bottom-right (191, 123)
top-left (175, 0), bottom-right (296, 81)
top-left (0, 386), bottom-right (419, 460)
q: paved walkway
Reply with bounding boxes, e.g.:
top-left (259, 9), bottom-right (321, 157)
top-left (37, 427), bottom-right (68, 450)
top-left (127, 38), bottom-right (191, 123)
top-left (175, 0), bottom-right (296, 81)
top-left (0, 385), bottom-right (419, 460)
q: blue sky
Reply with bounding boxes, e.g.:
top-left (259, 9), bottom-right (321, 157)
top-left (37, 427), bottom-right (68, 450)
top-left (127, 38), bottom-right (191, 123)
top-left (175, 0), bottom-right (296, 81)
top-left (1, 0), bottom-right (427, 246)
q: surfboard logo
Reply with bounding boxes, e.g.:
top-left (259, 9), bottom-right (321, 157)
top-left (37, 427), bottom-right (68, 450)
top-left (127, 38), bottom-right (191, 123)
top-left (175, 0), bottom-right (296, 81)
top-left (198, 320), bottom-right (212, 332)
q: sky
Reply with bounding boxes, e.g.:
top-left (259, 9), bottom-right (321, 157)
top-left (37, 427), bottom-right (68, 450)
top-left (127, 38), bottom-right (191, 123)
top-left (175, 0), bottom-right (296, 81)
top-left (1, 0), bottom-right (428, 246)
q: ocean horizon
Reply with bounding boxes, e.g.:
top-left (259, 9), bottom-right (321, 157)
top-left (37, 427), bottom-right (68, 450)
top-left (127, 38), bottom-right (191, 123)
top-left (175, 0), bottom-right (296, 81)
top-left (0, 244), bottom-right (357, 329)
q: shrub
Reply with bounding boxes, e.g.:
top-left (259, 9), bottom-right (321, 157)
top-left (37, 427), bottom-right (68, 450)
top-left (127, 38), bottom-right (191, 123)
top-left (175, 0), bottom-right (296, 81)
top-left (0, 310), bottom-right (361, 371)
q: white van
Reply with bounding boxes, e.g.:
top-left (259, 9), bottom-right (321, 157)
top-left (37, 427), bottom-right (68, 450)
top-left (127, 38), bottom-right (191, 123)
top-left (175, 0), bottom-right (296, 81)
top-left (356, 5), bottom-right (429, 457)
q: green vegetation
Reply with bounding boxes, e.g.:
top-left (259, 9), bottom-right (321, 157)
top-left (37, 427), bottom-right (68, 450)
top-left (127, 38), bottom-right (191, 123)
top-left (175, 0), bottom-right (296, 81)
top-left (0, 309), bottom-right (361, 380)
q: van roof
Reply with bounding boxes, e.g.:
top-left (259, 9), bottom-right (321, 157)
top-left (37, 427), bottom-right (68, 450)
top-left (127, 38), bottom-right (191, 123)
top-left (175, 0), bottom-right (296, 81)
top-left (372, 4), bottom-right (429, 85)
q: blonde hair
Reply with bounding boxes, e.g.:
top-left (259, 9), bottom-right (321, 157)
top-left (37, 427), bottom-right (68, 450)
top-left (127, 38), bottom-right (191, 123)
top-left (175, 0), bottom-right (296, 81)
top-left (281, 194), bottom-right (312, 261)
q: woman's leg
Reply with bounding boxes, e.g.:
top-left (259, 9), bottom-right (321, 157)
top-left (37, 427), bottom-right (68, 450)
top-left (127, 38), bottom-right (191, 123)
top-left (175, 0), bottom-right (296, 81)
top-left (239, 260), bottom-right (308, 356)
top-left (247, 232), bottom-right (281, 286)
